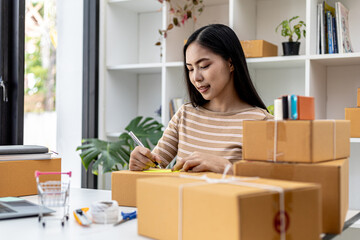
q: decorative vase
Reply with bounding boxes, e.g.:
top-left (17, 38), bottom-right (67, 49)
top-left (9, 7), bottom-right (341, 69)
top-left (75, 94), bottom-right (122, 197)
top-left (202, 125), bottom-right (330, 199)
top-left (282, 42), bottom-right (300, 56)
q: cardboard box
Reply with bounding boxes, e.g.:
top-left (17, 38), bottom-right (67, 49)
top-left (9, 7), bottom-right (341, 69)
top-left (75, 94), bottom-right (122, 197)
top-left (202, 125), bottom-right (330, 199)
top-left (111, 170), bottom-right (203, 207)
top-left (297, 96), bottom-right (315, 120)
top-left (357, 88), bottom-right (360, 107)
top-left (0, 158), bottom-right (61, 197)
top-left (240, 40), bottom-right (277, 58)
top-left (137, 174), bottom-right (321, 240)
top-left (243, 120), bottom-right (350, 163)
top-left (345, 108), bottom-right (360, 137)
top-left (234, 158), bottom-right (348, 234)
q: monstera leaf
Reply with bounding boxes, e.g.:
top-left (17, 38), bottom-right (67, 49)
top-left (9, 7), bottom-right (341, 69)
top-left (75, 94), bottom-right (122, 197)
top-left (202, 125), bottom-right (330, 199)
top-left (76, 116), bottom-right (163, 175)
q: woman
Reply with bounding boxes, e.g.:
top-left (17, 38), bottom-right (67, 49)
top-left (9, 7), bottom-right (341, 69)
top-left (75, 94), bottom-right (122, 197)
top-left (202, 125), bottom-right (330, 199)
top-left (129, 24), bottom-right (273, 174)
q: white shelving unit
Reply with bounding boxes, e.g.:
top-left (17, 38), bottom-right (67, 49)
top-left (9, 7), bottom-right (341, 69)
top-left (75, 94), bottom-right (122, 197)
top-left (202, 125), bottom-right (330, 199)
top-left (99, 0), bottom-right (360, 201)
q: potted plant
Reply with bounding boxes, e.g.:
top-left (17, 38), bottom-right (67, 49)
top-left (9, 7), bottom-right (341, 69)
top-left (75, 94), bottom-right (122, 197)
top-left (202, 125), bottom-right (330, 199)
top-left (275, 16), bottom-right (306, 56)
top-left (76, 116), bottom-right (163, 175)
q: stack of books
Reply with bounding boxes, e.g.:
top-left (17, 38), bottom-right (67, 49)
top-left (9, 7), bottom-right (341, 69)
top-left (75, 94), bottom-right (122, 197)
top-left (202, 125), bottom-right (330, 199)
top-left (317, 1), bottom-right (353, 54)
top-left (0, 145), bottom-right (52, 161)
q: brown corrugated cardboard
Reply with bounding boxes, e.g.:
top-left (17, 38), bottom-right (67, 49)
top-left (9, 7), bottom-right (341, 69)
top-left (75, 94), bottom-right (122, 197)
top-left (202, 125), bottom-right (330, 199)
top-left (243, 120), bottom-right (350, 163)
top-left (240, 40), bottom-right (278, 58)
top-left (345, 108), bottom-right (360, 137)
top-left (234, 158), bottom-right (348, 234)
top-left (357, 88), bottom-right (360, 107)
top-left (111, 170), bottom-right (204, 207)
top-left (137, 174), bottom-right (321, 240)
top-left (0, 158), bottom-right (61, 197)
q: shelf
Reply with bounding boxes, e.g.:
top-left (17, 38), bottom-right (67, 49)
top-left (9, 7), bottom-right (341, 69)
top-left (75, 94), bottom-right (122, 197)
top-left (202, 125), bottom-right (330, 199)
top-left (165, 62), bottom-right (183, 68)
top-left (246, 55), bottom-right (306, 69)
top-left (107, 63), bottom-right (162, 74)
top-left (108, 0), bottom-right (161, 13)
top-left (351, 138), bottom-right (360, 143)
top-left (309, 52), bottom-right (360, 66)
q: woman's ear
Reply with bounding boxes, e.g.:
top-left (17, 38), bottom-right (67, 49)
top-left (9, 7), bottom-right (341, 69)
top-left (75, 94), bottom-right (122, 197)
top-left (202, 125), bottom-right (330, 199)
top-left (228, 59), bottom-right (234, 72)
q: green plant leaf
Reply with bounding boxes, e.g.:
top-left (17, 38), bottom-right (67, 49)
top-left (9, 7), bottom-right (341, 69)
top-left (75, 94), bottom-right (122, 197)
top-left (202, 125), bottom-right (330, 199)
top-left (276, 16), bottom-right (306, 42)
top-left (76, 116), bottom-right (163, 174)
top-left (289, 16), bottom-right (299, 23)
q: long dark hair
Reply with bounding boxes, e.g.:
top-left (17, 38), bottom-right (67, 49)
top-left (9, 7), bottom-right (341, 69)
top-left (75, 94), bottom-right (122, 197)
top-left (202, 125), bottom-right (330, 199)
top-left (183, 24), bottom-right (267, 111)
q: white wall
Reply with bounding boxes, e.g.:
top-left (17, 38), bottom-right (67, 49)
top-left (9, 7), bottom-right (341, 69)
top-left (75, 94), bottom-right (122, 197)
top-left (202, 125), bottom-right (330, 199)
top-left (56, 0), bottom-right (83, 188)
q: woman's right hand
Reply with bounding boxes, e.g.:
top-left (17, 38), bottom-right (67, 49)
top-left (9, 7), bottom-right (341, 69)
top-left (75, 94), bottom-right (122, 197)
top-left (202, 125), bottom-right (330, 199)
top-left (129, 146), bottom-right (162, 171)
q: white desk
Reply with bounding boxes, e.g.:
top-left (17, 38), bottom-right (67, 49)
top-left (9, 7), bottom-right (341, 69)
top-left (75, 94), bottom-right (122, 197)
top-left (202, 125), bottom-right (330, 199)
top-left (2, 188), bottom-right (360, 240)
top-left (0, 188), bottom-right (148, 240)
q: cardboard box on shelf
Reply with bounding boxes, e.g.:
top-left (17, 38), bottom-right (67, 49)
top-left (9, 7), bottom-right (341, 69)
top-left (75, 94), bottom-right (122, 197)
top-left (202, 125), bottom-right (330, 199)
top-left (242, 120), bottom-right (350, 163)
top-left (137, 174), bottom-right (321, 240)
top-left (234, 158), bottom-right (348, 234)
top-left (0, 158), bottom-right (61, 197)
top-left (357, 88), bottom-right (360, 107)
top-left (240, 40), bottom-right (277, 58)
top-left (345, 108), bottom-right (360, 138)
top-left (111, 170), bottom-right (204, 207)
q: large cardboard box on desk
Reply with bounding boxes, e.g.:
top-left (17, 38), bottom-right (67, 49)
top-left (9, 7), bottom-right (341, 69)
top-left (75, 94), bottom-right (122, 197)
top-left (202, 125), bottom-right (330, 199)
top-left (240, 40), bottom-right (277, 58)
top-left (234, 158), bottom-right (348, 234)
top-left (345, 108), bottom-right (360, 137)
top-left (0, 158), bottom-right (61, 197)
top-left (111, 170), bottom-right (203, 207)
top-left (137, 174), bottom-right (321, 240)
top-left (243, 120), bottom-right (350, 163)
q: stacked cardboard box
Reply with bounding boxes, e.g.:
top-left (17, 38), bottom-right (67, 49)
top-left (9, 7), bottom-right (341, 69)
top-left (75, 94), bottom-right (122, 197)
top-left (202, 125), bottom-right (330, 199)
top-left (235, 119), bottom-right (350, 234)
top-left (111, 170), bottom-right (204, 207)
top-left (242, 120), bottom-right (350, 163)
top-left (235, 159), bottom-right (348, 234)
top-left (345, 88), bottom-right (360, 137)
top-left (0, 158), bottom-right (61, 197)
top-left (137, 174), bottom-right (321, 240)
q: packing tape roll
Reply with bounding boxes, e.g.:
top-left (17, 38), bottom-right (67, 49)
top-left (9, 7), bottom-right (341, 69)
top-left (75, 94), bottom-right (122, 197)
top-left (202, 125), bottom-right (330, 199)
top-left (90, 200), bottom-right (119, 224)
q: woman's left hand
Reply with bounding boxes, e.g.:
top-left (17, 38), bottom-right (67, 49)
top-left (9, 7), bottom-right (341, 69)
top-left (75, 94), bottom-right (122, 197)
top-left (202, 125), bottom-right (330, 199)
top-left (172, 151), bottom-right (233, 174)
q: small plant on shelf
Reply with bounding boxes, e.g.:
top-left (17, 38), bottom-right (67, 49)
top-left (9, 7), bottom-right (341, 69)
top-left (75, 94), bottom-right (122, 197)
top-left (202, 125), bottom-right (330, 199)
top-left (275, 16), bottom-right (306, 56)
top-left (76, 116), bottom-right (163, 174)
top-left (155, 0), bottom-right (205, 51)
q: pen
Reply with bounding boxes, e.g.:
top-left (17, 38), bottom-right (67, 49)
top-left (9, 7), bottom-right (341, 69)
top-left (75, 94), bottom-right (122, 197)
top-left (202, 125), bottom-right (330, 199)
top-left (128, 131), bottom-right (162, 169)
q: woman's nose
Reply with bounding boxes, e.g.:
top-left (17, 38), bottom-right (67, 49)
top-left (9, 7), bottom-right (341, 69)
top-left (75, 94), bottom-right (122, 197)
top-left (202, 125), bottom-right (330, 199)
top-left (193, 69), bottom-right (203, 82)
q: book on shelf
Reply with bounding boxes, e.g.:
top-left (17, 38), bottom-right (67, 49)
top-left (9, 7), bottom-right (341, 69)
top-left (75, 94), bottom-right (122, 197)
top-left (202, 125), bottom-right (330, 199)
top-left (323, 1), bottom-right (335, 54)
top-left (326, 11), bottom-right (334, 54)
top-left (319, 3), bottom-right (325, 54)
top-left (169, 97), bottom-right (184, 119)
top-left (335, 2), bottom-right (353, 53)
top-left (316, 3), bottom-right (321, 54)
top-left (332, 17), bottom-right (338, 53)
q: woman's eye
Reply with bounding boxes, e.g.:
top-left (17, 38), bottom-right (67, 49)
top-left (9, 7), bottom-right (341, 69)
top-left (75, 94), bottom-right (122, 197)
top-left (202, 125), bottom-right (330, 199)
top-left (200, 65), bottom-right (209, 69)
top-left (188, 69), bottom-right (194, 72)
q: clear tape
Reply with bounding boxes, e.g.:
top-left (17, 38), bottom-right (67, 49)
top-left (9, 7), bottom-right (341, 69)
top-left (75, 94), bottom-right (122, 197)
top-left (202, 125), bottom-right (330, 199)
top-left (90, 200), bottom-right (119, 224)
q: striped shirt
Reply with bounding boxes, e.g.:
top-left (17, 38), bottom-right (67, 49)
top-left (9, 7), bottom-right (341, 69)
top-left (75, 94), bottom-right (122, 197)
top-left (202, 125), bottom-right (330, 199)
top-left (153, 103), bottom-right (273, 167)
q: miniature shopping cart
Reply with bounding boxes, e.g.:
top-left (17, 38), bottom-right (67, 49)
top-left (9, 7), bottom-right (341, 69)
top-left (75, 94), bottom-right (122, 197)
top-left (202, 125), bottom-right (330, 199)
top-left (35, 171), bottom-right (72, 227)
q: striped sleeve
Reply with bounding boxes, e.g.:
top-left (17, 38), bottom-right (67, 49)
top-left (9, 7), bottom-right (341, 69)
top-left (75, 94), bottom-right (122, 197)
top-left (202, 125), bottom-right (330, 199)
top-left (152, 105), bottom-right (183, 167)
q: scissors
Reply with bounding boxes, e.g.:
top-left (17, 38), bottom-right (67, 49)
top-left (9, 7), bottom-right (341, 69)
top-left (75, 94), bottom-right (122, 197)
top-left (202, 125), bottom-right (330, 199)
top-left (113, 211), bottom-right (137, 226)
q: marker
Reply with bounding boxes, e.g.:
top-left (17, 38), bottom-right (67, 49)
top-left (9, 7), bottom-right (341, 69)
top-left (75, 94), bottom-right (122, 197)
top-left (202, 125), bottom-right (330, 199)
top-left (128, 131), bottom-right (162, 169)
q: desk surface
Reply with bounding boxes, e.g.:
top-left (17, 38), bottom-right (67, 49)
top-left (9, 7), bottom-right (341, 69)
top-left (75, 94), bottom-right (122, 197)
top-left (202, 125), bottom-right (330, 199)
top-left (0, 188), bottom-right (147, 240)
top-left (1, 188), bottom-right (360, 240)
